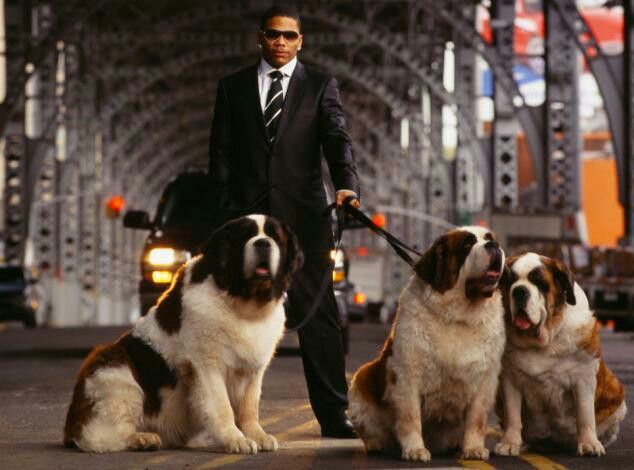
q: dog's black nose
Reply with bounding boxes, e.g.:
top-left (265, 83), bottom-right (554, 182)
top-left (512, 286), bottom-right (529, 306)
top-left (484, 240), bottom-right (499, 251)
top-left (254, 238), bottom-right (271, 249)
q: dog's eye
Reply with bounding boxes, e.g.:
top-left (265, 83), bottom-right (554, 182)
top-left (528, 271), bottom-right (549, 293)
top-left (463, 239), bottom-right (475, 249)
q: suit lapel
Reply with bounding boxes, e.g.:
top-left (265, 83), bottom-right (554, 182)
top-left (245, 64), bottom-right (267, 140)
top-left (273, 61), bottom-right (306, 146)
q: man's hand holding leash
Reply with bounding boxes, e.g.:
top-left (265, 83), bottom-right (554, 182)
top-left (336, 190), bottom-right (360, 209)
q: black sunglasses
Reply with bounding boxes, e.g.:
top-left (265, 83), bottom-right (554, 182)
top-left (261, 29), bottom-right (300, 41)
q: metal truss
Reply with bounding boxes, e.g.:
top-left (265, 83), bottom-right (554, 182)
top-left (544, 0), bottom-right (581, 211)
top-left (30, 3), bottom-right (60, 274)
top-left (454, 1), bottom-right (482, 217)
top-left (491, 0), bottom-right (520, 209)
top-left (431, 0), bottom-right (545, 199)
top-left (0, 1), bottom-right (110, 137)
top-left (623, 11), bottom-right (634, 244)
top-left (2, 1), bottom-right (29, 265)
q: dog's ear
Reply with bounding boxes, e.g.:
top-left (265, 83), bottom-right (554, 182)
top-left (414, 235), bottom-right (451, 292)
top-left (549, 258), bottom-right (577, 306)
top-left (281, 221), bottom-right (304, 275)
top-left (498, 255), bottom-right (518, 292)
top-left (198, 221), bottom-right (232, 289)
top-left (498, 265), bottom-right (511, 291)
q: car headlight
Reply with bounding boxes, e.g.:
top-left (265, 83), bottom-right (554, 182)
top-left (151, 271), bottom-right (174, 284)
top-left (146, 248), bottom-right (190, 267)
top-left (329, 249), bottom-right (345, 264)
top-left (333, 270), bottom-right (346, 283)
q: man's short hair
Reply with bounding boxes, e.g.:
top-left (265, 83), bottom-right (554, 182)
top-left (260, 4), bottom-right (301, 31)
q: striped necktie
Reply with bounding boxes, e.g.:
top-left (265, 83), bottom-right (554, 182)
top-left (264, 70), bottom-right (284, 144)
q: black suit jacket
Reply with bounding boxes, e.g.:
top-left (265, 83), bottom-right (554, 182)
top-left (209, 61), bottom-right (360, 253)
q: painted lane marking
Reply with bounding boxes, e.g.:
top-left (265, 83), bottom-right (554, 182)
top-left (195, 411), bottom-right (316, 469)
top-left (520, 452), bottom-right (568, 470)
top-left (457, 459), bottom-right (497, 469)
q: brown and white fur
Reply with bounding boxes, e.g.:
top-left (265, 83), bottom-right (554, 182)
top-left (495, 253), bottom-right (626, 457)
top-left (63, 214), bottom-right (303, 453)
top-left (348, 226), bottom-right (506, 462)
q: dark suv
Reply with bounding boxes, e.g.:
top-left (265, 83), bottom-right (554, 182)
top-left (124, 171), bottom-right (219, 315)
top-left (0, 265), bottom-right (37, 328)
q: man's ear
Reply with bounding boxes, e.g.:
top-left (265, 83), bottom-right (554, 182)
top-left (414, 235), bottom-right (451, 293)
top-left (550, 258), bottom-right (577, 306)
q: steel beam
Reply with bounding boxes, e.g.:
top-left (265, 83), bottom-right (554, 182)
top-left (544, 0), bottom-right (581, 210)
top-left (454, 1), bottom-right (481, 220)
top-left (625, 0), bottom-right (634, 244)
top-left (2, 0), bottom-right (30, 264)
top-left (491, 0), bottom-right (520, 209)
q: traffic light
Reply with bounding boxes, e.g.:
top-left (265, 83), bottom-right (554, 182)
top-left (104, 195), bottom-right (125, 219)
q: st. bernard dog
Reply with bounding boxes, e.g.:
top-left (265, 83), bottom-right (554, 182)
top-left (495, 253), bottom-right (626, 457)
top-left (63, 214), bottom-right (303, 453)
top-left (348, 226), bottom-right (506, 462)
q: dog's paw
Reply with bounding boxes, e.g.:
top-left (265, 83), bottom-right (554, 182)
top-left (254, 433), bottom-right (278, 452)
top-left (223, 436), bottom-right (258, 454)
top-left (461, 446), bottom-right (490, 460)
top-left (126, 432), bottom-right (162, 451)
top-left (401, 446), bottom-right (431, 462)
top-left (494, 441), bottom-right (521, 456)
top-left (577, 437), bottom-right (605, 457)
top-left (364, 438), bottom-right (384, 453)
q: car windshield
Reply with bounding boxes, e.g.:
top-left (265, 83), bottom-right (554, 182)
top-left (154, 177), bottom-right (216, 230)
top-left (0, 266), bottom-right (25, 284)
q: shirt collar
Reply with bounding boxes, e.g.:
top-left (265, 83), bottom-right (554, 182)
top-left (259, 56), bottom-right (297, 78)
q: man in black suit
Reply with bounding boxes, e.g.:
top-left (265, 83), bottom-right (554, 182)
top-left (208, 5), bottom-right (360, 438)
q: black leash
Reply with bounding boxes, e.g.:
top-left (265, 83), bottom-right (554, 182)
top-left (285, 196), bottom-right (422, 332)
top-left (325, 196), bottom-right (423, 267)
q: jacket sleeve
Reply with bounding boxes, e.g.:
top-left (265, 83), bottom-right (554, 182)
top-left (208, 79), bottom-right (232, 209)
top-left (318, 77), bottom-right (361, 198)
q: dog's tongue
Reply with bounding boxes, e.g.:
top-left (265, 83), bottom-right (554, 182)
top-left (485, 270), bottom-right (500, 280)
top-left (255, 267), bottom-right (270, 275)
top-left (514, 315), bottom-right (532, 330)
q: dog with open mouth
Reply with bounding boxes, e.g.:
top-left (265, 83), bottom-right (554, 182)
top-left (63, 214), bottom-right (303, 453)
top-left (495, 252), bottom-right (626, 457)
top-left (348, 226), bottom-right (506, 462)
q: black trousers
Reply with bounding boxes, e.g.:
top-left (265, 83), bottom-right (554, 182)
top-left (286, 252), bottom-right (349, 425)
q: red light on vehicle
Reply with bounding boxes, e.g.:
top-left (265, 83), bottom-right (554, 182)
top-left (476, 219), bottom-right (488, 227)
top-left (372, 213), bottom-right (386, 229)
top-left (357, 246), bottom-right (368, 257)
top-left (105, 195), bottom-right (126, 219)
top-left (353, 292), bottom-right (366, 304)
top-left (566, 214), bottom-right (577, 231)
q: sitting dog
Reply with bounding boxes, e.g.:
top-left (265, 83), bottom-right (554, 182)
top-left (348, 226), bottom-right (506, 462)
top-left (495, 253), bottom-right (626, 457)
top-left (63, 215), bottom-right (303, 453)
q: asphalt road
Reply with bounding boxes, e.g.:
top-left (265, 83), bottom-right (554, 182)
top-left (0, 321), bottom-right (632, 470)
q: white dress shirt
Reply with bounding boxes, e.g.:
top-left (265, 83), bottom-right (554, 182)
top-left (257, 57), bottom-right (297, 112)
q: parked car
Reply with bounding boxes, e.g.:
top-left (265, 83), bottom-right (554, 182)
top-left (0, 265), bottom-right (37, 328)
top-left (123, 171), bottom-right (219, 315)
